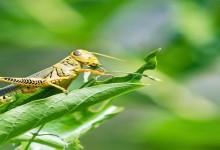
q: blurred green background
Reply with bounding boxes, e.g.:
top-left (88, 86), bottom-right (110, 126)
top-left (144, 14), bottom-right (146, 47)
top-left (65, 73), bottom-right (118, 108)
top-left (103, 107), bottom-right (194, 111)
top-left (1, 0), bottom-right (220, 150)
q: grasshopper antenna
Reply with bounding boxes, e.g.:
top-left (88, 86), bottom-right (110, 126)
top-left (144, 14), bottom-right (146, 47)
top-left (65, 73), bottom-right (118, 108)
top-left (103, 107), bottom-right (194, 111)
top-left (92, 52), bottom-right (127, 62)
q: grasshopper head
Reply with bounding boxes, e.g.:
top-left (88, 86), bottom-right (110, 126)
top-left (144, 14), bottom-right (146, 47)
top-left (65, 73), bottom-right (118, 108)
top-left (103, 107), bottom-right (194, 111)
top-left (71, 49), bottom-right (101, 67)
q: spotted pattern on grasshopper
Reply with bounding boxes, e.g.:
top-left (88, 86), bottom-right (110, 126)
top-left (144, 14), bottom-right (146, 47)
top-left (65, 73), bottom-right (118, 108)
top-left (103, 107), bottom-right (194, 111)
top-left (0, 49), bottom-right (115, 104)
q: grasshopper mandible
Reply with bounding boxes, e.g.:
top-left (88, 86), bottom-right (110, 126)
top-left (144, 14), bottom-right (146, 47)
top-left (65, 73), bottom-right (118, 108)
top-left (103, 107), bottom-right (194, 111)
top-left (0, 49), bottom-right (124, 103)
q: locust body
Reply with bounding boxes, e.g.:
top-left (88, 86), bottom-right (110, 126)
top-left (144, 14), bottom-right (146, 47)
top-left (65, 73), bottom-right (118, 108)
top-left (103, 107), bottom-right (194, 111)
top-left (0, 49), bottom-right (111, 104)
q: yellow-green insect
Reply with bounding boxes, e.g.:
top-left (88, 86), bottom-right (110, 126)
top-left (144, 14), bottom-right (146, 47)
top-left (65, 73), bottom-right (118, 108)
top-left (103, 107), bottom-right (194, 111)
top-left (0, 49), bottom-right (124, 104)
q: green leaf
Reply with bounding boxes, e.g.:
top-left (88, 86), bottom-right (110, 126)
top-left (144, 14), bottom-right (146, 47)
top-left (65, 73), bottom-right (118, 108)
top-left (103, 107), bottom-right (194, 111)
top-left (11, 105), bottom-right (123, 149)
top-left (64, 106), bottom-right (124, 142)
top-left (0, 83), bottom-right (144, 144)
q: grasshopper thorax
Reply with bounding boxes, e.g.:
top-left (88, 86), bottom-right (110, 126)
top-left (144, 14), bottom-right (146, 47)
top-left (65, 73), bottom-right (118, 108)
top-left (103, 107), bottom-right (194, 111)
top-left (71, 49), bottom-right (101, 67)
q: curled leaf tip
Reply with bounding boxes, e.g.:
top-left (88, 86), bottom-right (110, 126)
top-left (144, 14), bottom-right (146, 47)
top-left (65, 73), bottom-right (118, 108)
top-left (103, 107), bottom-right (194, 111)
top-left (144, 48), bottom-right (160, 62)
top-left (135, 48), bottom-right (160, 75)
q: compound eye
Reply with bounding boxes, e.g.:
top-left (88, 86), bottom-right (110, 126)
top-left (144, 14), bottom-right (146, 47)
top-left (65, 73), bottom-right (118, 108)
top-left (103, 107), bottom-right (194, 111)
top-left (73, 50), bottom-right (82, 56)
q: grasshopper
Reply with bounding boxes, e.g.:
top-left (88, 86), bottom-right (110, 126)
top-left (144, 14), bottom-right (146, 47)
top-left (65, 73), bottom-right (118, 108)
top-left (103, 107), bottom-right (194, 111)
top-left (0, 49), bottom-right (124, 104)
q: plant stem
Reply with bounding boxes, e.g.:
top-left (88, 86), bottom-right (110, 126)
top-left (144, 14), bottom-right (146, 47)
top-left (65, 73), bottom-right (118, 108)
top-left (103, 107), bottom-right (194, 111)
top-left (24, 124), bottom-right (46, 150)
